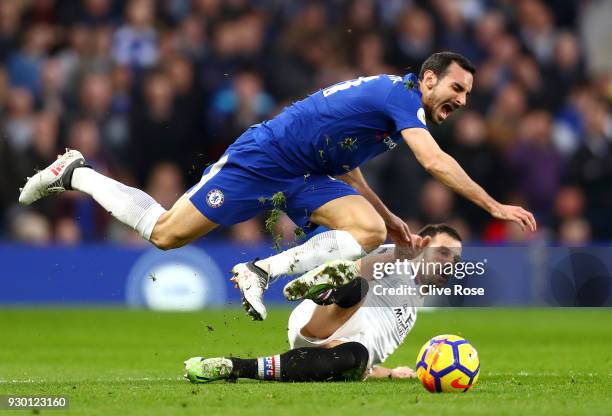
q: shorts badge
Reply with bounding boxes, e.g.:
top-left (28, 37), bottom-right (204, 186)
top-left (206, 189), bottom-right (224, 208)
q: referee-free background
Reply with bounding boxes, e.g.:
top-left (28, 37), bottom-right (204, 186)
top-left (0, 1), bottom-right (610, 415)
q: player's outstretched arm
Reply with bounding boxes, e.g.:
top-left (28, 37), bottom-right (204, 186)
top-left (337, 167), bottom-right (421, 246)
top-left (358, 238), bottom-right (431, 281)
top-left (368, 365), bottom-right (416, 379)
top-left (402, 128), bottom-right (537, 232)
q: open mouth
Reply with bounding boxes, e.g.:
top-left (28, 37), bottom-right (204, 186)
top-left (439, 102), bottom-right (456, 120)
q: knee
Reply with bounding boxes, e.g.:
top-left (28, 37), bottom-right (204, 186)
top-left (348, 342), bottom-right (370, 370)
top-left (339, 342), bottom-right (370, 380)
top-left (350, 216), bottom-right (386, 252)
top-left (149, 216), bottom-right (184, 250)
top-left (150, 231), bottom-right (183, 250)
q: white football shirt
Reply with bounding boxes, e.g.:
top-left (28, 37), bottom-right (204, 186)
top-left (288, 244), bottom-right (423, 368)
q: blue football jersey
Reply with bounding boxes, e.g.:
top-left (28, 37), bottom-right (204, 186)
top-left (252, 73), bottom-right (428, 176)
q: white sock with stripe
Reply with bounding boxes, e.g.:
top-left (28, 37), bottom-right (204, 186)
top-left (71, 167), bottom-right (166, 240)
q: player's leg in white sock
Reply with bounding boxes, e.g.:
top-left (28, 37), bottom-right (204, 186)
top-left (71, 167), bottom-right (166, 241)
top-left (72, 167), bottom-right (218, 248)
top-left (232, 193), bottom-right (384, 320)
top-left (256, 230), bottom-right (366, 278)
top-left (256, 195), bottom-right (386, 278)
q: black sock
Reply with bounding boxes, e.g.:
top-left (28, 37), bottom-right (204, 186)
top-left (229, 357), bottom-right (258, 379)
top-left (331, 277), bottom-right (369, 308)
top-left (280, 342), bottom-right (369, 381)
top-left (232, 342), bottom-right (369, 382)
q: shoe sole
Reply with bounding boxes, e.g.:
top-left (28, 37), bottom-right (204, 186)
top-left (241, 298), bottom-right (263, 321)
top-left (232, 264), bottom-right (266, 321)
top-left (283, 260), bottom-right (359, 301)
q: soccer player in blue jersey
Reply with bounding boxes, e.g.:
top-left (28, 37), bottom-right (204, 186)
top-left (20, 52), bottom-right (536, 321)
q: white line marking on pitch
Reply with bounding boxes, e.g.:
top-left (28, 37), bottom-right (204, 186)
top-left (0, 377), bottom-right (184, 384)
top-left (1, 373), bottom-right (610, 384)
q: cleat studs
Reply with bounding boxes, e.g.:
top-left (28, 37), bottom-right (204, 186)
top-left (19, 187), bottom-right (23, 192)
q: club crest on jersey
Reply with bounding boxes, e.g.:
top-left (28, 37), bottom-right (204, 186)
top-left (206, 189), bottom-right (224, 208)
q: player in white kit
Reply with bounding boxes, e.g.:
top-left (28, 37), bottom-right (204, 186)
top-left (184, 224), bottom-right (462, 383)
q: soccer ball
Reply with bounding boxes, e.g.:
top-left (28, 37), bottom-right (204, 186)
top-left (415, 334), bottom-right (480, 393)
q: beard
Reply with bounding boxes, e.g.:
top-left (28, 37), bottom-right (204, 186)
top-left (423, 85), bottom-right (456, 125)
top-left (423, 89), bottom-right (443, 124)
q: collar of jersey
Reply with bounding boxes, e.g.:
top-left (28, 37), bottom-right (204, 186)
top-left (403, 73), bottom-right (422, 98)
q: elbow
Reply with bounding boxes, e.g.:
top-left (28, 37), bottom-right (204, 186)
top-left (421, 159), bottom-right (437, 173)
top-left (420, 153), bottom-right (444, 174)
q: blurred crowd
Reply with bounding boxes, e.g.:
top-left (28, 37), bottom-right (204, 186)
top-left (0, 0), bottom-right (611, 245)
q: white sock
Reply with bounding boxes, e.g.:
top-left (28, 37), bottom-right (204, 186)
top-left (71, 167), bottom-right (166, 240)
top-left (257, 230), bottom-right (366, 278)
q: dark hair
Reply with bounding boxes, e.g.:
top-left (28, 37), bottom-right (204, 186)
top-left (418, 52), bottom-right (476, 81)
top-left (417, 223), bottom-right (462, 242)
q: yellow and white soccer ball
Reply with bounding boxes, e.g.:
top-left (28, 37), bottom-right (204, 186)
top-left (415, 334), bottom-right (480, 393)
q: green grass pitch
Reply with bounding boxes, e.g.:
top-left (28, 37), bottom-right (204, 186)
top-left (0, 308), bottom-right (610, 415)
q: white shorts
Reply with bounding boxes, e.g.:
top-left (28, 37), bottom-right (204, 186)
top-left (287, 300), bottom-right (376, 368)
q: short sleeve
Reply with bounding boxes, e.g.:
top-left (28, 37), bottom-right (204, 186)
top-left (384, 81), bottom-right (428, 131)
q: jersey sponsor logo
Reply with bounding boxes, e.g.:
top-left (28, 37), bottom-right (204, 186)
top-left (451, 377), bottom-right (472, 389)
top-left (392, 304), bottom-right (415, 338)
top-left (206, 189), bottom-right (224, 208)
top-left (417, 108), bottom-right (426, 126)
top-left (383, 136), bottom-right (397, 150)
top-left (376, 131), bottom-right (398, 151)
